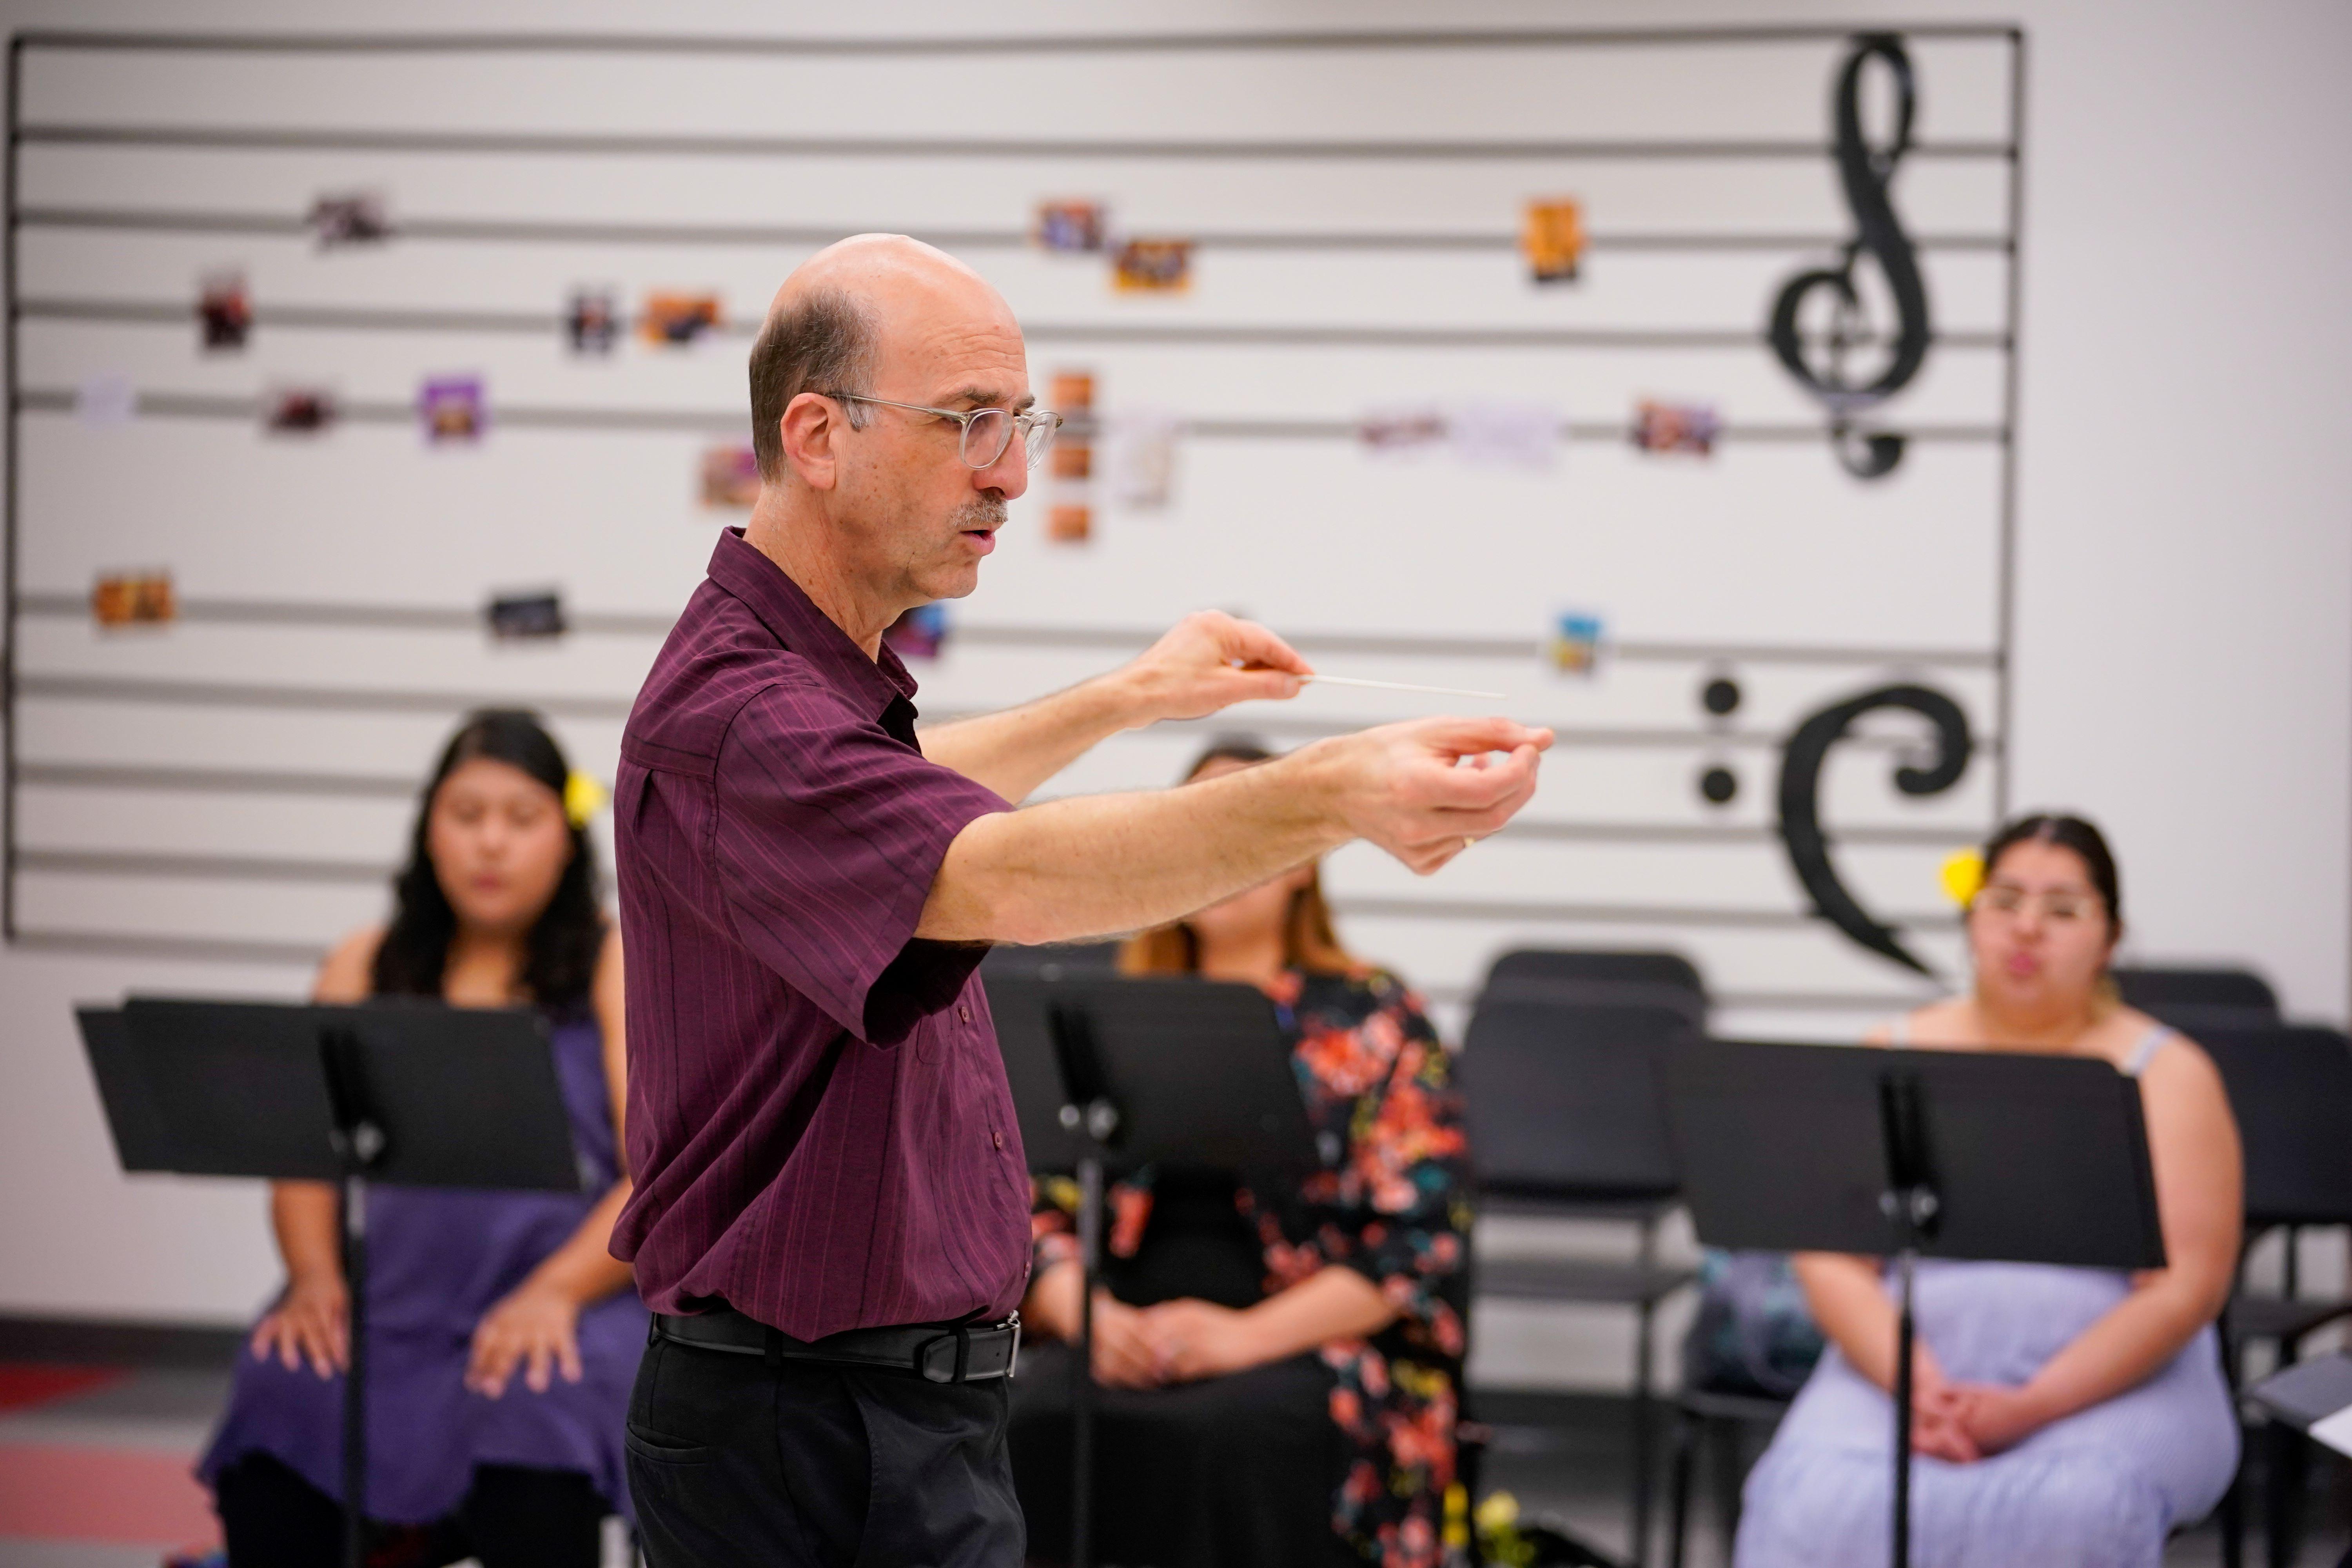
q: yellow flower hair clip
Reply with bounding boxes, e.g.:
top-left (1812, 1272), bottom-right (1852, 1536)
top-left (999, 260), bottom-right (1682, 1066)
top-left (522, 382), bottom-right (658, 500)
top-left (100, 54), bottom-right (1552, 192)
top-left (1940, 846), bottom-right (1985, 907)
top-left (564, 771), bottom-right (608, 830)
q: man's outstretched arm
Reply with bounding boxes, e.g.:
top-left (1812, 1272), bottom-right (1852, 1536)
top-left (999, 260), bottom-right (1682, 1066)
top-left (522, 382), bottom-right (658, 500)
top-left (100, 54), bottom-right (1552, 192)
top-left (916, 611), bottom-right (1312, 804)
top-left (916, 715), bottom-right (1554, 946)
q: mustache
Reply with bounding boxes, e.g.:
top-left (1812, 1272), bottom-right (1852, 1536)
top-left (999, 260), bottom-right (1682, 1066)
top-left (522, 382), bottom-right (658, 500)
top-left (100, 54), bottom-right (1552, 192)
top-left (951, 497), bottom-right (1008, 532)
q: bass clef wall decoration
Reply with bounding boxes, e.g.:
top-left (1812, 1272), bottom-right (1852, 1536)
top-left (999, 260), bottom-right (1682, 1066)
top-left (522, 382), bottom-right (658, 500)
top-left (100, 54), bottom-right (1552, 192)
top-left (1776, 683), bottom-right (1972, 975)
top-left (1767, 33), bottom-right (1933, 480)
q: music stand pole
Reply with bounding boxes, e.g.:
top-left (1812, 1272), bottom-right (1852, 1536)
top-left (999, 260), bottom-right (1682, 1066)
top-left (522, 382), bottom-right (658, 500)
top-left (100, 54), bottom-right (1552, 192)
top-left (1069, 1145), bottom-right (1106, 1568)
top-left (1877, 1072), bottom-right (1940, 1568)
top-left (319, 1022), bottom-right (386, 1568)
top-left (1051, 989), bottom-right (1120, 1568)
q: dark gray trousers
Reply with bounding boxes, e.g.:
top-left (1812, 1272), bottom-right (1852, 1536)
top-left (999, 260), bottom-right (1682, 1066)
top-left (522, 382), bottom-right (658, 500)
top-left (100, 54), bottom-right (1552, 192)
top-left (626, 1336), bottom-right (1023, 1568)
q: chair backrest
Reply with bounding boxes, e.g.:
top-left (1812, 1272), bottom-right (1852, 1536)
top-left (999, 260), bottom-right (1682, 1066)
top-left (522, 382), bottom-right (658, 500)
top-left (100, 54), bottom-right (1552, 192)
top-left (2195, 1025), bottom-right (2352, 1228)
top-left (1479, 948), bottom-right (1709, 1028)
top-left (2114, 965), bottom-right (2281, 1034)
top-left (1459, 996), bottom-right (1693, 1200)
top-left (979, 941), bottom-right (1123, 980)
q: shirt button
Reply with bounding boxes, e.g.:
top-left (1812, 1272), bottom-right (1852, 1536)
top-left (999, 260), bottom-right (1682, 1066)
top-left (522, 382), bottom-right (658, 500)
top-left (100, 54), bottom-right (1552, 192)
top-left (958, 1004), bottom-right (971, 1024)
top-left (992, 1129), bottom-right (1004, 1150)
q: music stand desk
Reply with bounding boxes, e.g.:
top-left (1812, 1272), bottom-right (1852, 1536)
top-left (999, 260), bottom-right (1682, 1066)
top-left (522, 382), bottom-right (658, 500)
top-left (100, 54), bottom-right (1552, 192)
top-left (1664, 1037), bottom-right (2164, 1568)
top-left (985, 972), bottom-right (1319, 1568)
top-left (82, 998), bottom-right (583, 1568)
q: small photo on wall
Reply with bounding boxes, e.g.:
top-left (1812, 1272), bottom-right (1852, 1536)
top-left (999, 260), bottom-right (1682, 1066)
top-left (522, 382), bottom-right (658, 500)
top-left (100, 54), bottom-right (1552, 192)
top-left (263, 385), bottom-right (337, 434)
top-left (1548, 611), bottom-right (1605, 675)
top-left (1047, 504), bottom-right (1092, 544)
top-left (419, 376), bottom-right (486, 444)
top-left (1522, 198), bottom-right (1586, 284)
top-left (642, 292), bottom-right (722, 347)
top-left (1357, 406), bottom-right (1447, 457)
top-left (198, 271), bottom-right (252, 351)
top-left (310, 191), bottom-right (390, 248)
top-left (700, 445), bottom-right (760, 508)
top-left (1034, 200), bottom-right (1109, 254)
top-left (1111, 240), bottom-right (1193, 293)
top-left (566, 287), bottom-right (619, 355)
top-left (486, 590), bottom-right (566, 641)
top-left (884, 603), bottom-right (949, 661)
top-left (77, 374), bottom-right (136, 428)
top-left (91, 571), bottom-right (176, 629)
top-left (1632, 399), bottom-right (1722, 456)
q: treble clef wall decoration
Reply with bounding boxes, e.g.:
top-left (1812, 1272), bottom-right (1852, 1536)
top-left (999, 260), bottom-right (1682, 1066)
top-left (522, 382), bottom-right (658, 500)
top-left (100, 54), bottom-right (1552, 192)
top-left (1768, 33), bottom-right (1933, 479)
top-left (1776, 683), bottom-right (1973, 976)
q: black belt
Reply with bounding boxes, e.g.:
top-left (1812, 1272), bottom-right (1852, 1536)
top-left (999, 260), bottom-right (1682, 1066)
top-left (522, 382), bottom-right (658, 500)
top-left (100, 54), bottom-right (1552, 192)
top-left (650, 1305), bottom-right (1020, 1385)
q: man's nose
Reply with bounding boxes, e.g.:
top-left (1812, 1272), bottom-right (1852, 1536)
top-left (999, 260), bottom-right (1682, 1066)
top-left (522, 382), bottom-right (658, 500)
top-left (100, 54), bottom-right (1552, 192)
top-left (974, 435), bottom-right (1029, 500)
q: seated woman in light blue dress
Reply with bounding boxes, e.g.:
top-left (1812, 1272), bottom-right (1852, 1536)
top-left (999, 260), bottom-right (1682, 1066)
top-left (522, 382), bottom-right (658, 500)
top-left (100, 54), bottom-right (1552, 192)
top-left (1737, 813), bottom-right (2243, 1568)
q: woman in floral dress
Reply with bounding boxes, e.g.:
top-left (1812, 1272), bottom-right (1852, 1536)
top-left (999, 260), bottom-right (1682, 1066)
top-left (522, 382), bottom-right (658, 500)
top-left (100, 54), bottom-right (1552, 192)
top-left (1011, 742), bottom-right (1471, 1568)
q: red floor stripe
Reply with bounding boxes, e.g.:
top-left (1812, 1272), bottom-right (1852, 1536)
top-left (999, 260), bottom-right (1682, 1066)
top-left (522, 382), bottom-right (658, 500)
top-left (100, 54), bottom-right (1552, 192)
top-left (0, 1442), bottom-right (220, 1546)
top-left (0, 1364), bottom-right (126, 1413)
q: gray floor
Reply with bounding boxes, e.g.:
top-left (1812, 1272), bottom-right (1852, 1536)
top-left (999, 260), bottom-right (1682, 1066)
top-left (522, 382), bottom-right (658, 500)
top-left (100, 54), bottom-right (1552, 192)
top-left (3, 1365), bottom-right (2346, 1568)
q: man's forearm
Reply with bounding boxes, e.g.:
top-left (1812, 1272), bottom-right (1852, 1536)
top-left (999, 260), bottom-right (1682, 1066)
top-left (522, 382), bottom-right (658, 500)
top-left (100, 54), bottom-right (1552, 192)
top-left (918, 671), bottom-right (1142, 804)
top-left (916, 749), bottom-right (1351, 944)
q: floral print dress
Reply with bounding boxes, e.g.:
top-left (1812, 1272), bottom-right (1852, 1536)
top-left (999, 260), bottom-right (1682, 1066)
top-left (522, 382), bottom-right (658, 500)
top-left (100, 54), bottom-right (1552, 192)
top-left (1032, 967), bottom-right (1472, 1568)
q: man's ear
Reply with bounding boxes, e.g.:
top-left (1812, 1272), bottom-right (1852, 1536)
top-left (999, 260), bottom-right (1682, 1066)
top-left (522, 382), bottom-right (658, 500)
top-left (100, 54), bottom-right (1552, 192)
top-left (778, 392), bottom-right (841, 492)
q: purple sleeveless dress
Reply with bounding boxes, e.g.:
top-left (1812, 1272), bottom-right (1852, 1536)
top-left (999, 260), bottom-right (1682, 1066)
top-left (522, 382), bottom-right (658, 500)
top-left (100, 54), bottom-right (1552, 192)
top-left (199, 1012), bottom-right (646, 1524)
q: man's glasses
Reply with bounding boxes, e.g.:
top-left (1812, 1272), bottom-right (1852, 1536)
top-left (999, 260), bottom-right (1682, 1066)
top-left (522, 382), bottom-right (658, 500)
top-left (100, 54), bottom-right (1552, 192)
top-left (1975, 884), bottom-right (2103, 924)
top-left (822, 392), bottom-right (1063, 471)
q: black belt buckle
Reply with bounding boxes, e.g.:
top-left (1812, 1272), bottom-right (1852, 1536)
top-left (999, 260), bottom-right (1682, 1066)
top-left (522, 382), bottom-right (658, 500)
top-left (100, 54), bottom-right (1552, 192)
top-left (916, 1313), bottom-right (1019, 1384)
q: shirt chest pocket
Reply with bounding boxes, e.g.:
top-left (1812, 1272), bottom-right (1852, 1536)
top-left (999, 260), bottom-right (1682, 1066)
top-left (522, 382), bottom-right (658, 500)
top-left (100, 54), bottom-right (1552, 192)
top-left (912, 998), bottom-right (976, 1064)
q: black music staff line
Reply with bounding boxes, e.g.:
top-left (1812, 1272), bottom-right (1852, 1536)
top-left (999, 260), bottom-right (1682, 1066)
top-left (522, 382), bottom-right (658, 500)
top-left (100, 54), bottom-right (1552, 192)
top-left (16, 206), bottom-right (2017, 258)
top-left (8, 23), bottom-right (2026, 57)
top-left (18, 122), bottom-right (2016, 165)
top-left (12, 592), bottom-right (2008, 670)
top-left (7, 669), bottom-right (2003, 758)
top-left (11, 387), bottom-right (2011, 450)
top-left (15, 299), bottom-right (2015, 356)
top-left (7, 928), bottom-right (1950, 1022)
top-left (8, 763), bottom-right (1981, 855)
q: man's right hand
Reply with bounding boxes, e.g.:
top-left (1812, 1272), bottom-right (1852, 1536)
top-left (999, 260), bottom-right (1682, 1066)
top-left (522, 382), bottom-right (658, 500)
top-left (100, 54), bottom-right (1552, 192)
top-left (251, 1272), bottom-right (348, 1378)
top-left (1304, 715), bottom-right (1554, 875)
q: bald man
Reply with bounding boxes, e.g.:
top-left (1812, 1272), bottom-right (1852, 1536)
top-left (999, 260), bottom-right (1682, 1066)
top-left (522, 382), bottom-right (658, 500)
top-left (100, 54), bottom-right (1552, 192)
top-left (610, 236), bottom-right (1550, 1567)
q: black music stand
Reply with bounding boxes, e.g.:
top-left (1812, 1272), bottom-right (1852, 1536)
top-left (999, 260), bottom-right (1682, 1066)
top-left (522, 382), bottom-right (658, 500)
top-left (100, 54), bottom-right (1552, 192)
top-left (2247, 1354), bottom-right (2352, 1568)
top-left (1661, 1038), bottom-right (2165, 1568)
top-left (82, 998), bottom-right (584, 1568)
top-left (985, 972), bottom-right (1321, 1568)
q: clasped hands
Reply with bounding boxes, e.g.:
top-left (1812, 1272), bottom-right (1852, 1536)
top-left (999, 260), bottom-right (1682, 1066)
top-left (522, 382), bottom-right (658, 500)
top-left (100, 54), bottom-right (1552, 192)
top-left (1908, 1356), bottom-right (2049, 1464)
top-left (1078, 1293), bottom-right (1268, 1390)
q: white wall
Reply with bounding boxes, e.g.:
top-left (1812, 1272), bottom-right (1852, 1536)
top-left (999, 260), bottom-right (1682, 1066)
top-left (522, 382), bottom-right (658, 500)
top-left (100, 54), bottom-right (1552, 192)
top-left (0, 0), bottom-right (2344, 1396)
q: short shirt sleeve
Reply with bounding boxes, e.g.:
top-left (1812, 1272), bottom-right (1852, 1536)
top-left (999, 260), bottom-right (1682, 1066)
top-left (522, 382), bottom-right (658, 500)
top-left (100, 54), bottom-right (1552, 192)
top-left (712, 677), bottom-right (1009, 1045)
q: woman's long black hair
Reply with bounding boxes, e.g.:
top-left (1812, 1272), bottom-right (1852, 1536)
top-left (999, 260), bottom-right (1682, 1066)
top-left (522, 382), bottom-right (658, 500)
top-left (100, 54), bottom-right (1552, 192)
top-left (370, 708), bottom-right (605, 1011)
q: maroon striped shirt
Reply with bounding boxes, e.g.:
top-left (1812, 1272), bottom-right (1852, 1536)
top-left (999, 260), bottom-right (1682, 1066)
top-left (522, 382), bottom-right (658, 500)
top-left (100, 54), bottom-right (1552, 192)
top-left (610, 528), bottom-right (1030, 1338)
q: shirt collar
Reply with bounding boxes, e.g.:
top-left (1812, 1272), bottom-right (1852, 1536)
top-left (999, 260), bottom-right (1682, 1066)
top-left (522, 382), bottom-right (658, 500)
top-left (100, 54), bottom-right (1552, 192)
top-left (705, 528), bottom-right (918, 717)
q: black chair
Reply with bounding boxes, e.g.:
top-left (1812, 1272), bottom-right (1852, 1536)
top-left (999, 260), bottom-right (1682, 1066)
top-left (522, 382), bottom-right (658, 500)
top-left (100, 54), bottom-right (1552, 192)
top-left (1666, 1387), bottom-right (1789, 1568)
top-left (1461, 949), bottom-right (1707, 1567)
top-left (2200, 1025), bottom-right (2352, 1568)
top-left (2114, 965), bottom-right (2282, 1035)
top-left (980, 940), bottom-right (1122, 979)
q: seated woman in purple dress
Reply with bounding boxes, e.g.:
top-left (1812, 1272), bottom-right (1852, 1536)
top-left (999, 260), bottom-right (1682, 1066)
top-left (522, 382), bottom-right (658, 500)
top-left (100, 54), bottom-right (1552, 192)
top-left (201, 710), bottom-right (644, 1568)
top-left (1012, 742), bottom-right (1471, 1568)
top-left (1736, 814), bottom-right (2243, 1568)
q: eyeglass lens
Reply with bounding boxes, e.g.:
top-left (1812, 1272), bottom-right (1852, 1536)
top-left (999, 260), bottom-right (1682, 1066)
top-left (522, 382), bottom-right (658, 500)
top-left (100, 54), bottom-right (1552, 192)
top-left (958, 409), bottom-right (1057, 471)
top-left (1981, 886), bottom-right (2094, 921)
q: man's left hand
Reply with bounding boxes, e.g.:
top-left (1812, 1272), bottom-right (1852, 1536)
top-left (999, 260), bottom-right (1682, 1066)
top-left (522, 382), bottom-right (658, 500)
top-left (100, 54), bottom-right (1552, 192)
top-left (1118, 612), bottom-right (1311, 726)
top-left (1138, 1297), bottom-right (1268, 1383)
